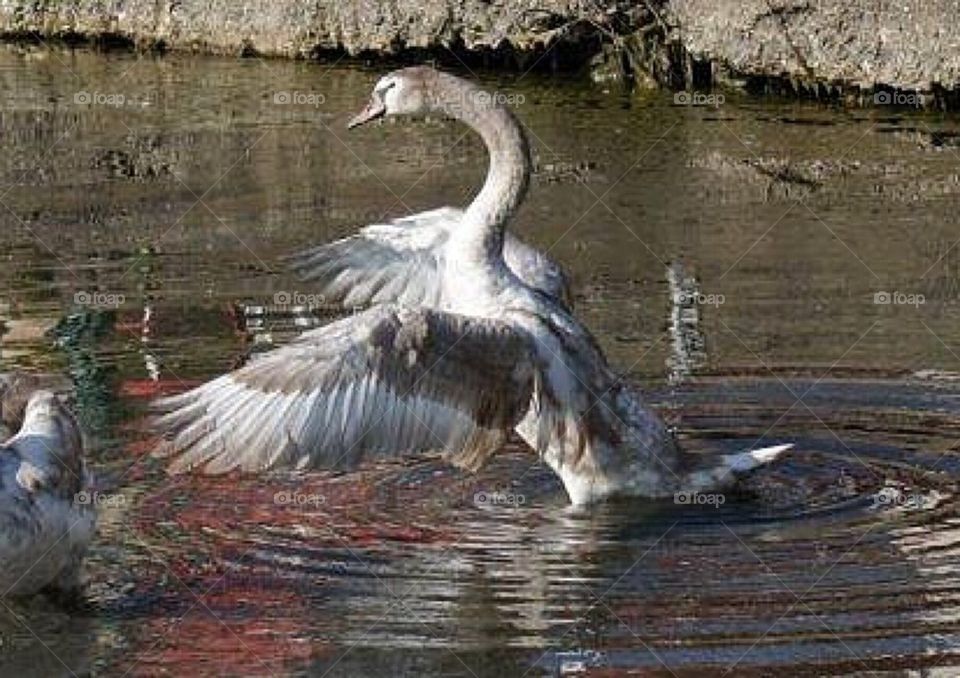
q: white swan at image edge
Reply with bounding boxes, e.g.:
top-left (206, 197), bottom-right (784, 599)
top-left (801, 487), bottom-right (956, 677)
top-left (0, 375), bottom-right (94, 596)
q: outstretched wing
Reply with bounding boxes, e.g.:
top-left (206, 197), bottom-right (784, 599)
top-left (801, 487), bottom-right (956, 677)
top-left (152, 304), bottom-right (538, 474)
top-left (285, 207), bottom-right (571, 308)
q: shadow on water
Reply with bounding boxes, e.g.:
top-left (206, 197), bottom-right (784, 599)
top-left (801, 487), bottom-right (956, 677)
top-left (1, 46), bottom-right (960, 675)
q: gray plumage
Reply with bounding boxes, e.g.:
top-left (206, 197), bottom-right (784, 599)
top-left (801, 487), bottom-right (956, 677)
top-left (154, 305), bottom-right (538, 474)
top-left (286, 207), bottom-right (572, 309)
top-left (0, 378), bottom-right (94, 596)
top-left (154, 66), bottom-right (790, 504)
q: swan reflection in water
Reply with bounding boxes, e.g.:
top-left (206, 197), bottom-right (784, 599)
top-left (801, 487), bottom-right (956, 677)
top-left (133, 438), bottom-right (950, 675)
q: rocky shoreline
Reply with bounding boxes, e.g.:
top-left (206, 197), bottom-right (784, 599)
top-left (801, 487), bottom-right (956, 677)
top-left (1, 1), bottom-right (957, 105)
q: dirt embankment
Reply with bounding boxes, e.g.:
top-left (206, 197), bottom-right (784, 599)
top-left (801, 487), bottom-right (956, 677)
top-left (1, 1), bottom-right (957, 103)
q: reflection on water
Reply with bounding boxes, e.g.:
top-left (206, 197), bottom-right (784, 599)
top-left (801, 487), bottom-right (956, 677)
top-left (2, 46), bottom-right (960, 675)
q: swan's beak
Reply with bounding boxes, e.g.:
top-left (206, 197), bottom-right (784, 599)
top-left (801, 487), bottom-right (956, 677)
top-left (347, 98), bottom-right (386, 129)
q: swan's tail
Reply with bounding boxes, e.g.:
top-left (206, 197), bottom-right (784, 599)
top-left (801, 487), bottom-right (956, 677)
top-left (681, 443), bottom-right (793, 494)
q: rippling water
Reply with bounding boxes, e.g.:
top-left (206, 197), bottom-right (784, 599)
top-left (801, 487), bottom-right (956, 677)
top-left (2, 45), bottom-right (960, 676)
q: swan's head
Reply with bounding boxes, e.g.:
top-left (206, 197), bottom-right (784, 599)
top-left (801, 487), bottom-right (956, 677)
top-left (348, 68), bottom-right (432, 129)
top-left (22, 390), bottom-right (61, 419)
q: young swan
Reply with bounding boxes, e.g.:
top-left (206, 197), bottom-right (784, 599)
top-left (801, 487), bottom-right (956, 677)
top-left (154, 67), bottom-right (792, 505)
top-left (0, 379), bottom-right (95, 596)
top-left (346, 67), bottom-right (795, 503)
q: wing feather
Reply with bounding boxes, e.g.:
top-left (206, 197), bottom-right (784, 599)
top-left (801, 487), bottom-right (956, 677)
top-left (153, 305), bottom-right (538, 474)
top-left (285, 207), bottom-right (571, 308)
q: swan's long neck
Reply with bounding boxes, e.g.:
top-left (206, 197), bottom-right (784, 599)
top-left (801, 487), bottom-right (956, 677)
top-left (432, 78), bottom-right (531, 262)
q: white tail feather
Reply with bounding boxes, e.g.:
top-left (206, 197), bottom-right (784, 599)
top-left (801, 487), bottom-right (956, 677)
top-left (683, 443), bottom-right (793, 493)
top-left (724, 443), bottom-right (793, 474)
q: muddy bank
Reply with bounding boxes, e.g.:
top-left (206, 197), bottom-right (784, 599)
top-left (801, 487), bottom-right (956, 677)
top-left (1, 1), bottom-right (959, 102)
top-left (0, 0), bottom-right (610, 68)
top-left (670, 0), bottom-right (960, 103)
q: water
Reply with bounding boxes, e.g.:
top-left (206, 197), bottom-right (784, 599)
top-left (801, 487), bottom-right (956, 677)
top-left (2, 45), bottom-right (960, 676)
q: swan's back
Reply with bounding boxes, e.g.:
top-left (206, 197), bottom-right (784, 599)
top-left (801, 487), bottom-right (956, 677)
top-left (287, 207), bottom-right (571, 309)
